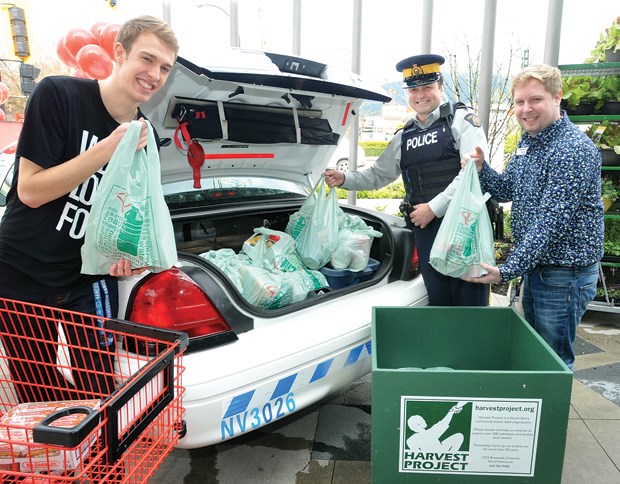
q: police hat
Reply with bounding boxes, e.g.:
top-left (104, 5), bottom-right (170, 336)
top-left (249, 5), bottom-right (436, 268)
top-left (396, 54), bottom-right (445, 88)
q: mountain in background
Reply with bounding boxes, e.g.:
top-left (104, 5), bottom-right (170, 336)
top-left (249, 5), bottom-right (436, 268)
top-left (360, 82), bottom-right (406, 117)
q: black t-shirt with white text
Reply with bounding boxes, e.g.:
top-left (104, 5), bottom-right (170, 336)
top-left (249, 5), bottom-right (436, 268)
top-left (0, 76), bottom-right (126, 292)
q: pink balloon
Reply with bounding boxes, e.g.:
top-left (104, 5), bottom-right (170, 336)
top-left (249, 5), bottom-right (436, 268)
top-left (63, 28), bottom-right (98, 61)
top-left (0, 108), bottom-right (6, 121)
top-left (76, 44), bottom-right (113, 80)
top-left (99, 23), bottom-right (121, 58)
top-left (56, 37), bottom-right (77, 68)
top-left (0, 82), bottom-right (9, 105)
top-left (89, 22), bottom-right (107, 43)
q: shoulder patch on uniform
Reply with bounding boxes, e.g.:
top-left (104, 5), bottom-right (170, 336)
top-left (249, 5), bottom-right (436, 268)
top-left (464, 113), bottom-right (481, 127)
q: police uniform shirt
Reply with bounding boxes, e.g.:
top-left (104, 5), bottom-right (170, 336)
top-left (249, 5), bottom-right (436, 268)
top-left (341, 102), bottom-right (489, 218)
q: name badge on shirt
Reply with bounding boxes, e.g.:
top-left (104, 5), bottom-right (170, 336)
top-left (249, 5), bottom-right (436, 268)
top-left (516, 147), bottom-right (528, 156)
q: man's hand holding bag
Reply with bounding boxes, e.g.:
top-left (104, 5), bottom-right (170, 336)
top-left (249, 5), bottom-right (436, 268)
top-left (81, 120), bottom-right (178, 275)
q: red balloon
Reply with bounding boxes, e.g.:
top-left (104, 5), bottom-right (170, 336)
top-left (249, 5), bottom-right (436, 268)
top-left (98, 23), bottom-right (120, 59)
top-left (63, 28), bottom-right (98, 60)
top-left (76, 44), bottom-right (113, 80)
top-left (89, 22), bottom-right (107, 43)
top-left (56, 37), bottom-right (77, 68)
top-left (0, 82), bottom-right (9, 105)
top-left (0, 108), bottom-right (5, 122)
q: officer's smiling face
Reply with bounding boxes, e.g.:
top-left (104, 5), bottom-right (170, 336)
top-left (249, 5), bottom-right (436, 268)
top-left (407, 82), bottom-right (443, 121)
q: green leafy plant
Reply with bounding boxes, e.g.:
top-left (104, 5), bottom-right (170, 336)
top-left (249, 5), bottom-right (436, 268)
top-left (502, 128), bottom-right (521, 170)
top-left (604, 217), bottom-right (620, 256)
top-left (336, 180), bottom-right (405, 200)
top-left (596, 286), bottom-right (620, 299)
top-left (502, 209), bottom-right (513, 241)
top-left (600, 75), bottom-right (620, 103)
top-left (601, 176), bottom-right (620, 201)
top-left (360, 141), bottom-right (389, 158)
top-left (494, 241), bottom-right (513, 262)
top-left (587, 17), bottom-right (620, 62)
top-left (604, 240), bottom-right (620, 256)
top-left (561, 76), bottom-right (602, 111)
top-left (586, 121), bottom-right (620, 154)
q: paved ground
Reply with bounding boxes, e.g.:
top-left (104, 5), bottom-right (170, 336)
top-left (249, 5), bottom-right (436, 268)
top-left (152, 294), bottom-right (620, 483)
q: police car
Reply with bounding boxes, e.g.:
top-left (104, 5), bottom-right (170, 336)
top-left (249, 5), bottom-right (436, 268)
top-left (2, 49), bottom-right (428, 449)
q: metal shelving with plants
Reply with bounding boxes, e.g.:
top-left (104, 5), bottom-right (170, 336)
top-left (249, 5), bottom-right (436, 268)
top-left (559, 61), bottom-right (620, 313)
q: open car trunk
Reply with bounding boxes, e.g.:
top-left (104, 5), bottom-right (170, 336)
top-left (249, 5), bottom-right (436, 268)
top-left (120, 48), bottom-right (419, 324)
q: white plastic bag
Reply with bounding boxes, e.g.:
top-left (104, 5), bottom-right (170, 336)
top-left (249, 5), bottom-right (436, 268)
top-left (429, 159), bottom-right (496, 278)
top-left (330, 213), bottom-right (383, 271)
top-left (242, 227), bottom-right (304, 271)
top-left (81, 121), bottom-right (177, 274)
top-left (294, 177), bottom-right (340, 270)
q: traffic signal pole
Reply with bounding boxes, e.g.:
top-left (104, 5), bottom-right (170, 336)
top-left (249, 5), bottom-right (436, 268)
top-left (1, 4), bottom-right (39, 95)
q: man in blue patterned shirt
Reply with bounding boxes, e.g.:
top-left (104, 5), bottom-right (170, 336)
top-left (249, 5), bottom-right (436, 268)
top-left (463, 64), bottom-right (604, 369)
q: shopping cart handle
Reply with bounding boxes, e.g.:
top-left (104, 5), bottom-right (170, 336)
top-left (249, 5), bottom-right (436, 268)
top-left (33, 406), bottom-right (101, 448)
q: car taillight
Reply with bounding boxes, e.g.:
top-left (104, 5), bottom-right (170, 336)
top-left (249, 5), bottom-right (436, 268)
top-left (129, 268), bottom-right (232, 338)
top-left (411, 246), bottom-right (420, 273)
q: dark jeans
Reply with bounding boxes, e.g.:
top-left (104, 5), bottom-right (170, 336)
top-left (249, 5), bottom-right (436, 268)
top-left (0, 280), bottom-right (118, 402)
top-left (414, 218), bottom-right (490, 306)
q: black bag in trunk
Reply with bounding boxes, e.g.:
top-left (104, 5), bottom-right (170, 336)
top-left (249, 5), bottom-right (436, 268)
top-left (171, 102), bottom-right (340, 145)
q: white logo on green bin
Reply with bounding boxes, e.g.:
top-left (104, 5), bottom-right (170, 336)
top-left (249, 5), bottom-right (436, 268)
top-left (399, 396), bottom-right (541, 477)
top-left (400, 398), bottom-right (472, 473)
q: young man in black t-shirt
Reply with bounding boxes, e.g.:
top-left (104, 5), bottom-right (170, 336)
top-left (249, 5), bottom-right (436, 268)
top-left (0, 16), bottom-right (179, 402)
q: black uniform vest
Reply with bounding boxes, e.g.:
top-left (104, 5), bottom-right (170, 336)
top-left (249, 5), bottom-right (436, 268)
top-left (400, 103), bottom-right (464, 204)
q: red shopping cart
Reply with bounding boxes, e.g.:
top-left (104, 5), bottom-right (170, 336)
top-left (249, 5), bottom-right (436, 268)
top-left (0, 297), bottom-right (188, 483)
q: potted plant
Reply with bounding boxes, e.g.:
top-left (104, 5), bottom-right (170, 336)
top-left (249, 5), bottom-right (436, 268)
top-left (587, 17), bottom-right (620, 63)
top-left (603, 217), bottom-right (620, 263)
top-left (586, 121), bottom-right (620, 166)
top-left (561, 76), bottom-right (600, 114)
top-left (599, 75), bottom-right (620, 115)
top-left (595, 285), bottom-right (620, 303)
top-left (602, 176), bottom-right (620, 212)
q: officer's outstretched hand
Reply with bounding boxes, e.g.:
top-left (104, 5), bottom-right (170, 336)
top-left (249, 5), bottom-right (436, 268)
top-left (461, 146), bottom-right (485, 172)
top-left (324, 169), bottom-right (345, 188)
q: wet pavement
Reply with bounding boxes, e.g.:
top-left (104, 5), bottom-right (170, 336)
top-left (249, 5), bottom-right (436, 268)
top-left (151, 296), bottom-right (620, 484)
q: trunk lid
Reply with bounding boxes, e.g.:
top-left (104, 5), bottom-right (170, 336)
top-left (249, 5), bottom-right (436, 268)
top-left (140, 48), bottom-right (390, 189)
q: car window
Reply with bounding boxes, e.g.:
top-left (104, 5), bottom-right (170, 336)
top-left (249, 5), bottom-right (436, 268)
top-left (163, 176), bottom-right (309, 210)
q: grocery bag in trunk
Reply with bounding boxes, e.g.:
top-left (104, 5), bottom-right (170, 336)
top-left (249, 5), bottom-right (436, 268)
top-left (293, 177), bottom-right (340, 270)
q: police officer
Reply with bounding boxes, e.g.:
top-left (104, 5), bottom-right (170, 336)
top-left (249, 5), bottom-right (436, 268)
top-left (324, 54), bottom-right (490, 306)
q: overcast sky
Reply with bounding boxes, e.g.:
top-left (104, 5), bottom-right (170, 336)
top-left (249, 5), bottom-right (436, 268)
top-left (6, 0), bottom-right (619, 84)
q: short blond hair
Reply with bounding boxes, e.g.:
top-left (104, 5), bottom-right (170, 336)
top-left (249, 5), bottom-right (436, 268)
top-left (116, 15), bottom-right (179, 59)
top-left (511, 64), bottom-right (562, 97)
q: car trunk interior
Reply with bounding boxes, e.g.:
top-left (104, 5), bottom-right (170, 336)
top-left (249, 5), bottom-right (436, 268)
top-left (173, 204), bottom-right (386, 257)
top-left (170, 203), bottom-right (409, 300)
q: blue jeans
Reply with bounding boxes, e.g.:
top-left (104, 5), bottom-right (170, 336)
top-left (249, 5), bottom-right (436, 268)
top-left (521, 263), bottom-right (599, 369)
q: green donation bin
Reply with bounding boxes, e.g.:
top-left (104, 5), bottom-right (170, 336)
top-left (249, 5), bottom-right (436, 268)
top-left (371, 307), bottom-right (572, 483)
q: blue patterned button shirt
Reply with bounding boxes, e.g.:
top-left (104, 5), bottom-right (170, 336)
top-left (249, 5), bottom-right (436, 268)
top-left (479, 114), bottom-right (604, 282)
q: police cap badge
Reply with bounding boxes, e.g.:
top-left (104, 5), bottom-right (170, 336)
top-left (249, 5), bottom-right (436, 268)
top-left (395, 54), bottom-right (445, 88)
